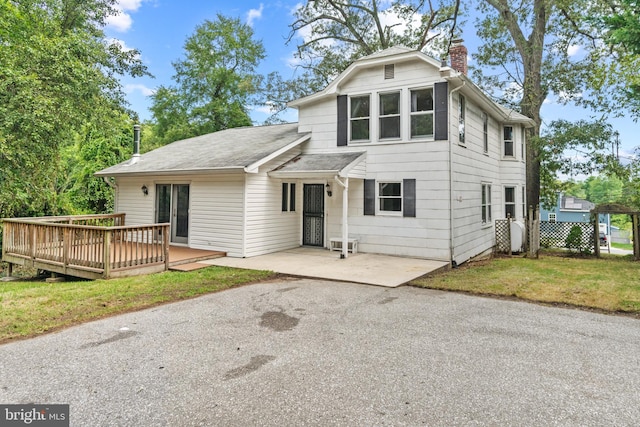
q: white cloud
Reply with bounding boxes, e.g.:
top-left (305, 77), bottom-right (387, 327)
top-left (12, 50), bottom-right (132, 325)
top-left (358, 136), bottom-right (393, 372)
top-left (106, 11), bottom-right (133, 32)
top-left (106, 0), bottom-right (146, 32)
top-left (118, 0), bottom-right (144, 11)
top-left (247, 4), bottom-right (264, 27)
top-left (567, 44), bottom-right (581, 57)
top-left (125, 83), bottom-right (155, 97)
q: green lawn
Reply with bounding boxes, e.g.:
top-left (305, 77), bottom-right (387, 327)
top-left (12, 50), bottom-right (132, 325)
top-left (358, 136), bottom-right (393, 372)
top-left (612, 242), bottom-right (634, 251)
top-left (0, 266), bottom-right (276, 344)
top-left (411, 252), bottom-right (640, 315)
top-left (3, 252), bottom-right (640, 344)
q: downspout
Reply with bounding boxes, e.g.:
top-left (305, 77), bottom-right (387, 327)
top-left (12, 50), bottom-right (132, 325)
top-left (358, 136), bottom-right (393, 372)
top-left (448, 80), bottom-right (465, 267)
top-left (334, 175), bottom-right (349, 259)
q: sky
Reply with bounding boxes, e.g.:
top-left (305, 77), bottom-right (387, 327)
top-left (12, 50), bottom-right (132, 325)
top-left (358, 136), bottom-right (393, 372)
top-left (103, 0), bottom-right (638, 162)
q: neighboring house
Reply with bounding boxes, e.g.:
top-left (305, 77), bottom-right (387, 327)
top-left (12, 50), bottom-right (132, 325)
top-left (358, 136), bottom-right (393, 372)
top-left (97, 42), bottom-right (534, 265)
top-left (540, 193), bottom-right (607, 225)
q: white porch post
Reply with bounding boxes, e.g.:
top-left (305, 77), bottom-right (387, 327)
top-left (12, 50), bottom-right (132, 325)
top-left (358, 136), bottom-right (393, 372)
top-left (334, 176), bottom-right (349, 259)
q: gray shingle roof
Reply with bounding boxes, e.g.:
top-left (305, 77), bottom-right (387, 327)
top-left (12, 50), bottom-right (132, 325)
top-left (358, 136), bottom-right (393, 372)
top-left (96, 123), bottom-right (309, 176)
top-left (561, 195), bottom-right (595, 211)
top-left (271, 152), bottom-right (366, 175)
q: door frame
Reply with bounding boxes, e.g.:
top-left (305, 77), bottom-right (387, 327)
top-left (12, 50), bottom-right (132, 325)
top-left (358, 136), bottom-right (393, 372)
top-left (155, 183), bottom-right (191, 245)
top-left (302, 182), bottom-right (327, 247)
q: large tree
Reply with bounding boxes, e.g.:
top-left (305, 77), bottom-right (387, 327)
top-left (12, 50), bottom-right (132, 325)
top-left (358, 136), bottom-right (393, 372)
top-left (0, 0), bottom-right (147, 218)
top-left (535, 119), bottom-right (623, 208)
top-left (473, 0), bottom-right (640, 212)
top-left (150, 15), bottom-right (265, 143)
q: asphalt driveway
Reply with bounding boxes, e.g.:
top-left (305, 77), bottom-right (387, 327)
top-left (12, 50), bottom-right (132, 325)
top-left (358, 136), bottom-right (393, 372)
top-left (1, 278), bottom-right (639, 426)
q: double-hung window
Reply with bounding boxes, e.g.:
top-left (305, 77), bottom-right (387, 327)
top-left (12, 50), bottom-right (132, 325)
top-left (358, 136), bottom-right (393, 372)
top-left (458, 95), bottom-right (466, 144)
top-left (350, 95), bottom-right (370, 141)
top-left (505, 186), bottom-right (516, 218)
top-left (482, 184), bottom-right (492, 224)
top-left (379, 182), bottom-right (402, 213)
top-left (410, 89), bottom-right (434, 138)
top-left (482, 112), bottom-right (489, 153)
top-left (504, 126), bottom-right (514, 157)
top-left (379, 92), bottom-right (400, 139)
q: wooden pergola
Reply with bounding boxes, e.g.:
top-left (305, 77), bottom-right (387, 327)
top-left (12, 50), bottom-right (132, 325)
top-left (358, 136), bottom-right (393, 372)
top-left (591, 203), bottom-right (640, 260)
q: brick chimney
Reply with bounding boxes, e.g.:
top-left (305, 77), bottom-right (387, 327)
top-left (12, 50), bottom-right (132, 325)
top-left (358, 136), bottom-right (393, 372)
top-left (449, 39), bottom-right (468, 75)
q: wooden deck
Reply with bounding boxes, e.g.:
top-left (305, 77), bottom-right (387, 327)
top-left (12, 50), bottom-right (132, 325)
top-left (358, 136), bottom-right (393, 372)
top-left (2, 214), bottom-right (224, 280)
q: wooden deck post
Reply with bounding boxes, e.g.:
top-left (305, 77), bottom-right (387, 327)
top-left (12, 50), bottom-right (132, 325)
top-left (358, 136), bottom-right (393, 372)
top-left (103, 229), bottom-right (111, 278)
top-left (164, 225), bottom-right (170, 271)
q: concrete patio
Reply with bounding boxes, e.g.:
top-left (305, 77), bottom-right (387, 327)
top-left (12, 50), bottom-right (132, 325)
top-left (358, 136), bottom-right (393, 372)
top-left (200, 247), bottom-right (449, 287)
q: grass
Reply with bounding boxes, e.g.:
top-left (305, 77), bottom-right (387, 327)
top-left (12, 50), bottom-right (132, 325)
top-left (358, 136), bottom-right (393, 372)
top-left (3, 252), bottom-right (640, 344)
top-left (411, 252), bottom-right (640, 315)
top-left (612, 242), bottom-right (634, 251)
top-left (0, 266), bottom-right (276, 344)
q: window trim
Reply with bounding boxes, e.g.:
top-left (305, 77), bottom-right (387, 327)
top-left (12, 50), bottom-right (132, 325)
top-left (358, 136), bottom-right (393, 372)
top-left (482, 112), bottom-right (489, 154)
top-left (281, 182), bottom-right (296, 212)
top-left (349, 94), bottom-right (371, 142)
top-left (482, 183), bottom-right (492, 225)
top-left (377, 181), bottom-right (403, 216)
top-left (505, 186), bottom-right (516, 219)
top-left (503, 126), bottom-right (515, 157)
top-left (458, 94), bottom-right (466, 145)
top-left (410, 88), bottom-right (434, 139)
top-left (379, 91), bottom-right (401, 140)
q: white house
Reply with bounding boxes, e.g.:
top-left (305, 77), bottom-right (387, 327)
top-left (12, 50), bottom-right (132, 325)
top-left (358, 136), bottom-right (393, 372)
top-left (97, 43), bottom-right (534, 265)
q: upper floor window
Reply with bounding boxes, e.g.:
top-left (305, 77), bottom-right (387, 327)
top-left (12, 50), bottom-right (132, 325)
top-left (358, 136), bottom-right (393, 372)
top-left (379, 92), bottom-right (400, 139)
top-left (350, 95), bottom-right (370, 141)
top-left (482, 112), bottom-right (489, 153)
top-left (410, 89), bottom-right (434, 138)
top-left (458, 95), bottom-right (466, 144)
top-left (504, 126), bottom-right (514, 157)
top-left (482, 184), bottom-right (492, 224)
top-left (505, 186), bottom-right (516, 218)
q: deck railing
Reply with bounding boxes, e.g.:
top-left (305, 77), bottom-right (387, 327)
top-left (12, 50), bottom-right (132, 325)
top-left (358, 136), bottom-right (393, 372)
top-left (2, 214), bottom-right (170, 279)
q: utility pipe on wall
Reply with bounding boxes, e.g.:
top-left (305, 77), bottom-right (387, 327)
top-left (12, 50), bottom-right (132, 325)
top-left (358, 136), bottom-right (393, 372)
top-left (334, 175), bottom-right (349, 259)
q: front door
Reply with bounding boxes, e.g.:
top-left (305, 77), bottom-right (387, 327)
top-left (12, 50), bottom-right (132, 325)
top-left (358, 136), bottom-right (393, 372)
top-left (156, 184), bottom-right (190, 244)
top-left (303, 184), bottom-right (324, 246)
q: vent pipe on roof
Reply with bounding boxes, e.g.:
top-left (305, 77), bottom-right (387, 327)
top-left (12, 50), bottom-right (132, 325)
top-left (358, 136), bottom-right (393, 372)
top-left (130, 124), bottom-right (141, 164)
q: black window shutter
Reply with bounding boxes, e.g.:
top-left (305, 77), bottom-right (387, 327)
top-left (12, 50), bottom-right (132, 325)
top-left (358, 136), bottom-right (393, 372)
top-left (337, 95), bottom-right (348, 146)
top-left (434, 82), bottom-right (448, 141)
top-left (364, 179), bottom-right (375, 216)
top-left (403, 179), bottom-right (416, 217)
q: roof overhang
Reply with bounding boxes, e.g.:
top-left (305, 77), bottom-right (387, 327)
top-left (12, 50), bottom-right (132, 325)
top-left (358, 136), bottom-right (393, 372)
top-left (94, 166), bottom-right (246, 177)
top-left (244, 133), bottom-right (311, 173)
top-left (268, 152), bottom-right (366, 179)
top-left (445, 74), bottom-right (536, 128)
